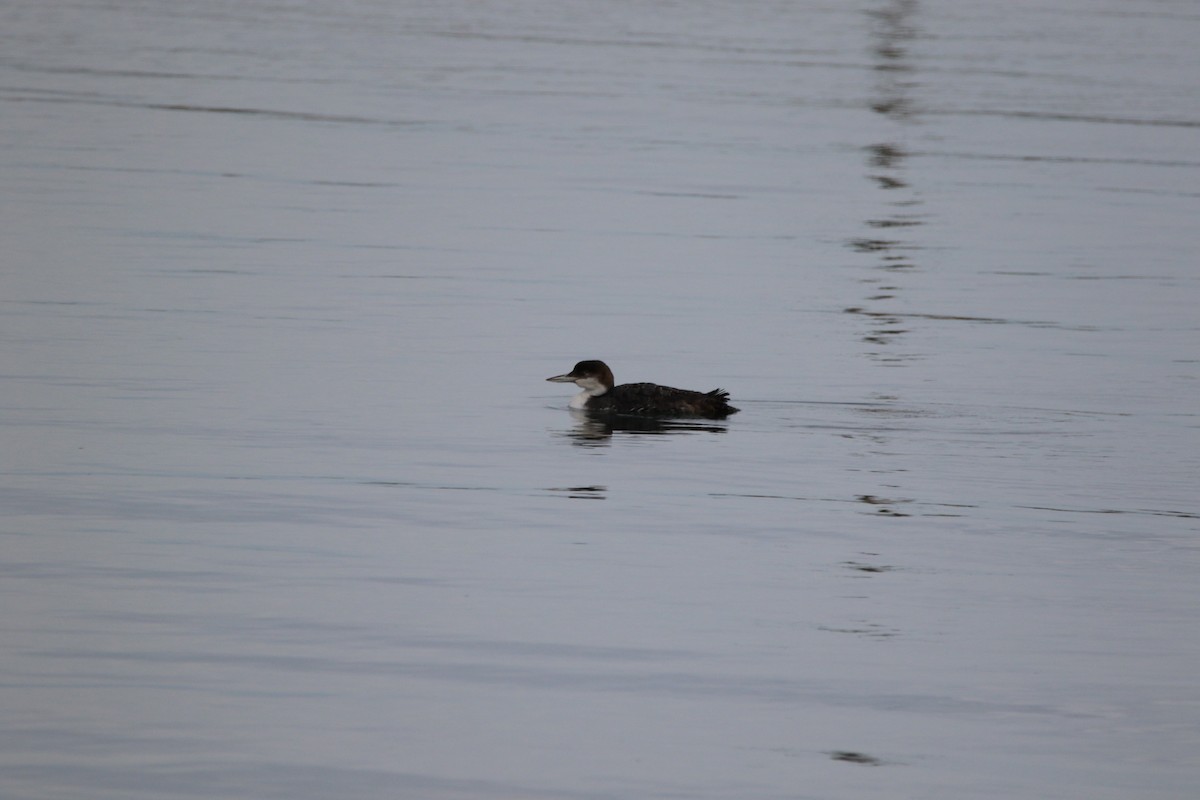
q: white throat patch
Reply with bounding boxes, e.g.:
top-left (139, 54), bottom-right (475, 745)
top-left (569, 376), bottom-right (609, 409)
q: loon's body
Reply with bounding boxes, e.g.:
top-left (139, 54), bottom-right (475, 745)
top-left (547, 360), bottom-right (738, 419)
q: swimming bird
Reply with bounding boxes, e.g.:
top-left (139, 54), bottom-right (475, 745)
top-left (546, 360), bottom-right (738, 419)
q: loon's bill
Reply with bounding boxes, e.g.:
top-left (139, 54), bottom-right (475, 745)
top-left (547, 360), bottom-right (738, 419)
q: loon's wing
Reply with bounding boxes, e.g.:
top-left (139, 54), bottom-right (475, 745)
top-left (601, 383), bottom-right (738, 418)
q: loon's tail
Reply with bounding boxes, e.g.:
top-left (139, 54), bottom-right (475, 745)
top-left (706, 389), bottom-right (738, 416)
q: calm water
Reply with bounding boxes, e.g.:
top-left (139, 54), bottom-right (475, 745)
top-left (3, 1), bottom-right (1198, 798)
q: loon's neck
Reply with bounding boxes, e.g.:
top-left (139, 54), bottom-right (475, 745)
top-left (570, 378), bottom-right (610, 409)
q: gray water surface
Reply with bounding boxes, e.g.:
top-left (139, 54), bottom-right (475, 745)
top-left (3, 1), bottom-right (1199, 798)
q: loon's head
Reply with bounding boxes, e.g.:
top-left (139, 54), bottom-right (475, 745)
top-left (547, 360), bottom-right (615, 400)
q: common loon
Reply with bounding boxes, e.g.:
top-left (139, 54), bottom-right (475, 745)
top-left (547, 360), bottom-right (739, 419)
